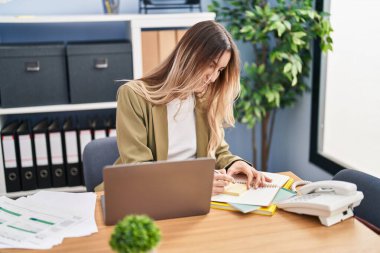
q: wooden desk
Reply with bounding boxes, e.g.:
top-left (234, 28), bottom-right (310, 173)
top-left (5, 172), bottom-right (379, 253)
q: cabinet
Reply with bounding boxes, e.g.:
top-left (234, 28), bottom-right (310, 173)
top-left (0, 12), bottom-right (215, 197)
top-left (142, 29), bottom-right (187, 74)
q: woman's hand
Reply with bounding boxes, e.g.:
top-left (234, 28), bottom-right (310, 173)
top-left (212, 169), bottom-right (234, 195)
top-left (227, 160), bottom-right (272, 189)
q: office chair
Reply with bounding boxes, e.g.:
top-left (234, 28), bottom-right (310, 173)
top-left (333, 169), bottom-right (380, 233)
top-left (82, 137), bottom-right (119, 192)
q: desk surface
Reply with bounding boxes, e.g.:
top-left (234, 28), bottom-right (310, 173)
top-left (5, 172), bottom-right (380, 253)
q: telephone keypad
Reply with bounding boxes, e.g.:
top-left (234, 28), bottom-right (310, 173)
top-left (291, 193), bottom-right (321, 202)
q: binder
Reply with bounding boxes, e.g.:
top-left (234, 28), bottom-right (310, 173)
top-left (1, 121), bottom-right (21, 192)
top-left (79, 120), bottom-right (93, 158)
top-left (92, 118), bottom-right (107, 140)
top-left (48, 120), bottom-right (66, 187)
top-left (106, 116), bottom-right (116, 137)
top-left (108, 128), bottom-right (117, 137)
top-left (17, 121), bottom-right (37, 191)
top-left (32, 119), bottom-right (52, 189)
top-left (63, 118), bottom-right (82, 186)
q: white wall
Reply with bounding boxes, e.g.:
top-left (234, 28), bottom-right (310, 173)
top-left (320, 0), bottom-right (380, 178)
top-left (269, 86), bottom-right (332, 181)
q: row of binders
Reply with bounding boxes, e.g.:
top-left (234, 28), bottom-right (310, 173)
top-left (1, 118), bottom-right (116, 193)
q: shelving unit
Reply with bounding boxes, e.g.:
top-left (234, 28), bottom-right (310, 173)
top-left (0, 102), bottom-right (117, 115)
top-left (0, 12), bottom-right (215, 197)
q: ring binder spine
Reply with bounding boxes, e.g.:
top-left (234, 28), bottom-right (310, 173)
top-left (17, 121), bottom-right (38, 191)
top-left (63, 118), bottom-right (82, 186)
top-left (32, 119), bottom-right (52, 189)
top-left (1, 121), bottom-right (21, 192)
top-left (48, 119), bottom-right (67, 187)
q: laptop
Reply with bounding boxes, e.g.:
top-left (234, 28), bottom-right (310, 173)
top-left (101, 158), bottom-right (215, 225)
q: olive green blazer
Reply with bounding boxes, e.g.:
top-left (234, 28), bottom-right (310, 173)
top-left (95, 83), bottom-right (243, 191)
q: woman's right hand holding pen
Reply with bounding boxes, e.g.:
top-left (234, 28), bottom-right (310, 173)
top-left (212, 169), bottom-right (234, 195)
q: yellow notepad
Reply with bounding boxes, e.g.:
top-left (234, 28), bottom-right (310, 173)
top-left (212, 172), bottom-right (291, 206)
top-left (211, 177), bottom-right (295, 216)
top-left (223, 183), bottom-right (248, 196)
top-left (211, 201), bottom-right (277, 216)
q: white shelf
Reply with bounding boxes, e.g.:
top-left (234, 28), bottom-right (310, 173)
top-left (0, 12), bottom-right (215, 79)
top-left (0, 13), bottom-right (214, 24)
top-left (5, 185), bottom-right (86, 198)
top-left (0, 102), bottom-right (117, 115)
top-left (0, 12), bottom-right (215, 197)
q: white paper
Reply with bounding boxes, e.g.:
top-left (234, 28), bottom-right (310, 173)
top-left (212, 172), bottom-right (290, 206)
top-left (0, 191), bottom-right (97, 250)
top-left (0, 196), bottom-right (83, 249)
top-left (26, 191), bottom-right (98, 237)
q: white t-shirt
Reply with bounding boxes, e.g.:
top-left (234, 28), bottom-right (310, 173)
top-left (167, 95), bottom-right (197, 160)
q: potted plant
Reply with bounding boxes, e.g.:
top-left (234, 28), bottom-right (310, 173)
top-left (208, 0), bottom-right (333, 171)
top-left (109, 215), bottom-right (161, 253)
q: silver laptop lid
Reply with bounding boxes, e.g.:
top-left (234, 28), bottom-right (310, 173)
top-left (102, 158), bottom-right (215, 225)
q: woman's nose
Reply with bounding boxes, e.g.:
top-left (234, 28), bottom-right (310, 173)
top-left (210, 70), bottom-right (220, 83)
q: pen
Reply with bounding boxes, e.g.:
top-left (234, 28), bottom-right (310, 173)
top-left (214, 170), bottom-right (236, 184)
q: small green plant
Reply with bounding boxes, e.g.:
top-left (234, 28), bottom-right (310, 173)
top-left (109, 215), bottom-right (161, 253)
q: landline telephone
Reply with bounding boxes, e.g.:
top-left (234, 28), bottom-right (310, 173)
top-left (277, 180), bottom-right (364, 226)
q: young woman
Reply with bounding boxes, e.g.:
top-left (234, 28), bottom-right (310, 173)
top-left (96, 20), bottom-right (271, 194)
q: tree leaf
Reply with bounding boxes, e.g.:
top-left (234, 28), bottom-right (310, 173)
top-left (254, 107), bottom-right (262, 119)
top-left (277, 23), bottom-right (286, 37)
top-left (291, 65), bottom-right (298, 77)
top-left (255, 6), bottom-right (264, 16)
top-left (258, 64), bottom-right (265, 74)
top-left (291, 76), bottom-right (298, 86)
top-left (265, 92), bottom-right (274, 103)
top-left (240, 25), bottom-right (252, 33)
top-left (246, 10), bottom-right (255, 18)
top-left (283, 63), bottom-right (292, 73)
top-left (211, 0), bottom-right (219, 8)
top-left (293, 36), bottom-right (305, 45)
top-left (296, 60), bottom-right (302, 73)
top-left (294, 31), bottom-right (307, 38)
top-left (284, 20), bottom-right (292, 30)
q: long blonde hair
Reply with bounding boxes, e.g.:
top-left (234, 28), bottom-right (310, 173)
top-left (129, 20), bottom-right (240, 157)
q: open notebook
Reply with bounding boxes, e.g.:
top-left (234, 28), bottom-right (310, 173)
top-left (211, 172), bottom-right (290, 206)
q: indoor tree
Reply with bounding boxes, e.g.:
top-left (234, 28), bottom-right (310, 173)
top-left (209, 0), bottom-right (333, 171)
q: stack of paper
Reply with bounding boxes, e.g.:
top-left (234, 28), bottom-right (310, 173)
top-left (0, 191), bottom-right (97, 250)
top-left (211, 172), bottom-right (296, 215)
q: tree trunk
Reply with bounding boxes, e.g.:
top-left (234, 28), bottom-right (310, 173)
top-left (252, 125), bottom-right (257, 166)
top-left (261, 112), bottom-right (271, 171)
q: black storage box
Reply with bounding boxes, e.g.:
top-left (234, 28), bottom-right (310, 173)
top-left (66, 42), bottom-right (133, 103)
top-left (0, 44), bottom-right (69, 108)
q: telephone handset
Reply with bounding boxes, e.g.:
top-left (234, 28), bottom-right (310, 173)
top-left (278, 180), bottom-right (364, 226)
top-left (298, 180), bottom-right (357, 196)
